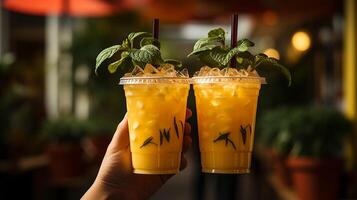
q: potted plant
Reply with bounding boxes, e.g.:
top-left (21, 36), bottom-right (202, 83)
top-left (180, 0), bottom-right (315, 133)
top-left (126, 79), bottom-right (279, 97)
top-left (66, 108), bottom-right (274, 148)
top-left (84, 118), bottom-right (114, 163)
top-left (42, 118), bottom-right (88, 182)
top-left (258, 107), bottom-right (294, 187)
top-left (281, 107), bottom-right (351, 200)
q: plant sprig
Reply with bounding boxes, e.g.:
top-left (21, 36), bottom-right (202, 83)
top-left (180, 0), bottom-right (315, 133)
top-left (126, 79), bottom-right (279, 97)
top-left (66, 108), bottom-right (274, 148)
top-left (188, 28), bottom-right (291, 85)
top-left (95, 32), bottom-right (182, 75)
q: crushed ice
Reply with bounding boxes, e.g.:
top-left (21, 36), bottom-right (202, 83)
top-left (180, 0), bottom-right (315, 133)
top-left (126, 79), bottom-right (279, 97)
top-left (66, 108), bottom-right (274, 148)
top-left (124, 64), bottom-right (189, 78)
top-left (193, 66), bottom-right (260, 77)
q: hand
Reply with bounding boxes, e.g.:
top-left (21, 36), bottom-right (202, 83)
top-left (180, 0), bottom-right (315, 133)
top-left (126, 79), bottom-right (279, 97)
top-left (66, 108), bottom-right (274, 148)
top-left (82, 109), bottom-right (193, 200)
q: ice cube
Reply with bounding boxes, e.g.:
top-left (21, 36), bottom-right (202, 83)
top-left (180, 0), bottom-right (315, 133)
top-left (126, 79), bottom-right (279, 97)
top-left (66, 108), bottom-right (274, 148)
top-left (177, 68), bottom-right (189, 77)
top-left (124, 72), bottom-right (132, 77)
top-left (143, 64), bottom-right (159, 75)
top-left (238, 69), bottom-right (249, 77)
top-left (220, 68), bottom-right (229, 76)
top-left (136, 101), bottom-right (144, 109)
top-left (209, 67), bottom-right (222, 76)
top-left (228, 68), bottom-right (239, 76)
top-left (211, 99), bottom-right (221, 107)
top-left (193, 71), bottom-right (200, 77)
top-left (160, 64), bottom-right (175, 73)
top-left (249, 69), bottom-right (260, 77)
top-left (131, 66), bottom-right (144, 77)
top-left (132, 121), bottom-right (140, 130)
top-left (199, 66), bottom-right (211, 76)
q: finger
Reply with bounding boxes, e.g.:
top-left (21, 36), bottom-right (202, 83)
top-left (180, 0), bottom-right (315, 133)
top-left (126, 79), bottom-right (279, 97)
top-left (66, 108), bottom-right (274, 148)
top-left (184, 122), bottom-right (191, 136)
top-left (108, 114), bottom-right (129, 151)
top-left (182, 135), bottom-right (192, 153)
top-left (180, 156), bottom-right (187, 171)
top-left (186, 109), bottom-right (192, 120)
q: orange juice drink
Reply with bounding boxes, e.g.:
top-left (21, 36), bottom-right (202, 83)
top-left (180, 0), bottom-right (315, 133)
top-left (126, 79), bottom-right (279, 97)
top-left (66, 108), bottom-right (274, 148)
top-left (120, 76), bottom-right (189, 174)
top-left (193, 75), bottom-right (264, 173)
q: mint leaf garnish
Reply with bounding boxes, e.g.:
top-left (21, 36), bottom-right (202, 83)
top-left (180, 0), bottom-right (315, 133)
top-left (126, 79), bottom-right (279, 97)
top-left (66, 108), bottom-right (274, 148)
top-left (164, 59), bottom-right (182, 68)
top-left (130, 44), bottom-right (163, 65)
top-left (188, 28), bottom-right (291, 85)
top-left (128, 32), bottom-right (152, 46)
top-left (95, 45), bottom-right (122, 74)
top-left (95, 31), bottom-right (182, 74)
top-left (208, 28), bottom-right (226, 39)
top-left (140, 37), bottom-right (160, 49)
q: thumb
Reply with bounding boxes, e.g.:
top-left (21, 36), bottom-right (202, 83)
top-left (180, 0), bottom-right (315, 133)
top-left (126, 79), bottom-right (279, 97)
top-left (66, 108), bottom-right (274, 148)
top-left (108, 114), bottom-right (129, 151)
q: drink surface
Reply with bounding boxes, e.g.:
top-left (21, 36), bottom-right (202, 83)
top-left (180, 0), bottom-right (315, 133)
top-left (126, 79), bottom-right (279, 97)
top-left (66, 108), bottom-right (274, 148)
top-left (124, 83), bottom-right (189, 174)
top-left (194, 80), bottom-right (261, 173)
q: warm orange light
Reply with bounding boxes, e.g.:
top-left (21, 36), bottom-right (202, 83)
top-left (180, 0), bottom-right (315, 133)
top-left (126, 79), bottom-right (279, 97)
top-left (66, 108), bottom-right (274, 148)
top-left (264, 48), bottom-right (280, 59)
top-left (292, 31), bottom-right (311, 51)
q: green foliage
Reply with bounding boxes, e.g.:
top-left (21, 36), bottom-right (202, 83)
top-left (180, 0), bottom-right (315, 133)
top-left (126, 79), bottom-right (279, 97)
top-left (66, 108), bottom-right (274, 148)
top-left (188, 28), bottom-right (291, 85)
top-left (258, 106), bottom-right (352, 158)
top-left (95, 32), bottom-right (182, 74)
top-left (41, 118), bottom-right (89, 143)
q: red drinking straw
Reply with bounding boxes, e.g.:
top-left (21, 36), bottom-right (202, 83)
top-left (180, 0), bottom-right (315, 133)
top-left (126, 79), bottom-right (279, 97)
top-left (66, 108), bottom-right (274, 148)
top-left (153, 18), bottom-right (160, 49)
top-left (230, 13), bottom-right (238, 68)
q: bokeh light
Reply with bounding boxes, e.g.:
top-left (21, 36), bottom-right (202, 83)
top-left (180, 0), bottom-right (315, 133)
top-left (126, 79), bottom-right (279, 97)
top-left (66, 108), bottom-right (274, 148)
top-left (291, 31), bottom-right (311, 51)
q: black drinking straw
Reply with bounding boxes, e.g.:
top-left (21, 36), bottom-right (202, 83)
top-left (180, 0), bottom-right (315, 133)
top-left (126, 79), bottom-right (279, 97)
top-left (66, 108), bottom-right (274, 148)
top-left (153, 18), bottom-right (160, 49)
top-left (230, 13), bottom-right (238, 68)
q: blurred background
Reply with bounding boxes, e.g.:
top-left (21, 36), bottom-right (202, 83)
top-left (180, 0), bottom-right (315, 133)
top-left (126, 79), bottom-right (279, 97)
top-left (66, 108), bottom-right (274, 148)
top-left (0, 0), bottom-right (356, 199)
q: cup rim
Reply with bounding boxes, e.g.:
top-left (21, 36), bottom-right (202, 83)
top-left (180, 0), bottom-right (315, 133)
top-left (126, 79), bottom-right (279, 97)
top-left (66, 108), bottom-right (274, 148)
top-left (191, 76), bottom-right (266, 84)
top-left (119, 76), bottom-right (190, 85)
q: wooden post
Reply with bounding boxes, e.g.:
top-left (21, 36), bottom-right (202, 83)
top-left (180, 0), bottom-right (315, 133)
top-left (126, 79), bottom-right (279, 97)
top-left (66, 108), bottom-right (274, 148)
top-left (344, 0), bottom-right (357, 169)
top-left (45, 15), bottom-right (60, 119)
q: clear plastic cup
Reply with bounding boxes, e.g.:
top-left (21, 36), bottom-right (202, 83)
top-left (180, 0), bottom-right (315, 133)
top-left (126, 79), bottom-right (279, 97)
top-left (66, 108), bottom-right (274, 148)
top-left (192, 76), bottom-right (265, 173)
top-left (120, 77), bottom-right (190, 174)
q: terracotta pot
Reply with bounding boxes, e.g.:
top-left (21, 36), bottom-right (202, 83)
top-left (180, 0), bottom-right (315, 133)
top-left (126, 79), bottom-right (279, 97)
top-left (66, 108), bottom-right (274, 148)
top-left (264, 149), bottom-right (292, 187)
top-left (47, 142), bottom-right (84, 183)
top-left (287, 157), bottom-right (343, 200)
top-left (272, 152), bottom-right (292, 187)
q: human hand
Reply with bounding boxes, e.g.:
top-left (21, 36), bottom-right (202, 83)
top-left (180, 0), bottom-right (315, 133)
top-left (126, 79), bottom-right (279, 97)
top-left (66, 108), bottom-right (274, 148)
top-left (82, 109), bottom-right (193, 200)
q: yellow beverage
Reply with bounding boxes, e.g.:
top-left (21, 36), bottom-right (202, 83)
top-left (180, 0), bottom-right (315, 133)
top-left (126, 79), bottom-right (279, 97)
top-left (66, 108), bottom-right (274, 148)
top-left (193, 77), bottom-right (262, 173)
top-left (122, 77), bottom-right (189, 174)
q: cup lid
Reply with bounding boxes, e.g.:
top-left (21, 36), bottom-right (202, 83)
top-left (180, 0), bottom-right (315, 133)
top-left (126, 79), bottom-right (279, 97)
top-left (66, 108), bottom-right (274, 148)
top-left (119, 76), bottom-right (190, 85)
top-left (191, 76), bottom-right (266, 84)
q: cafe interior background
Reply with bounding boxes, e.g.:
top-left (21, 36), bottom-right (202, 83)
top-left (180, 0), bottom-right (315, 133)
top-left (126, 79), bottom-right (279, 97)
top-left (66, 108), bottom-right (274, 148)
top-left (0, 0), bottom-right (356, 199)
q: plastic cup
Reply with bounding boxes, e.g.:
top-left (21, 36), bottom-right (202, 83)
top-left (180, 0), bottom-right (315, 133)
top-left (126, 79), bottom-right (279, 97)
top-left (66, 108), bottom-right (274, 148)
top-left (192, 76), bottom-right (265, 174)
top-left (120, 77), bottom-right (190, 174)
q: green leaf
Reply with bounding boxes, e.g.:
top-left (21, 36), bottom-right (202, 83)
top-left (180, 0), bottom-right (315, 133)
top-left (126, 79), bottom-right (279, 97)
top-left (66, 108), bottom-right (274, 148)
top-left (193, 36), bottom-right (225, 52)
top-left (121, 39), bottom-right (131, 49)
top-left (164, 59), bottom-right (182, 68)
top-left (208, 28), bottom-right (225, 38)
top-left (108, 54), bottom-right (130, 74)
top-left (237, 39), bottom-right (255, 51)
top-left (197, 47), bottom-right (228, 67)
top-left (210, 47), bottom-right (229, 66)
top-left (95, 45), bottom-right (121, 74)
top-left (188, 44), bottom-right (219, 57)
top-left (224, 40), bottom-right (254, 65)
top-left (256, 57), bottom-right (292, 86)
top-left (140, 37), bottom-right (160, 48)
top-left (130, 44), bottom-right (163, 65)
top-left (235, 51), bottom-right (254, 68)
top-left (128, 32), bottom-right (152, 44)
